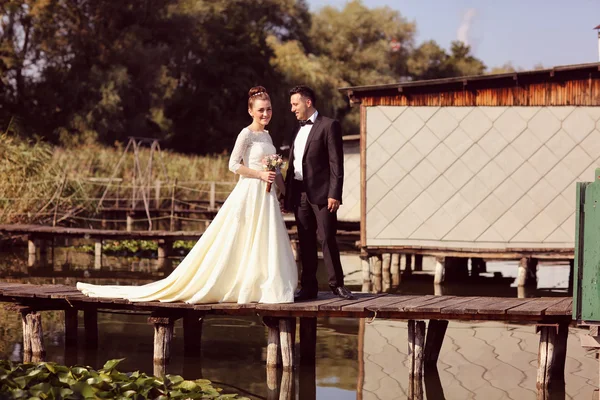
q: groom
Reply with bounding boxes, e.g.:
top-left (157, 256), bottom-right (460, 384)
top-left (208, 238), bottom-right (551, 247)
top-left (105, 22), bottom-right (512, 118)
top-left (282, 85), bottom-right (354, 301)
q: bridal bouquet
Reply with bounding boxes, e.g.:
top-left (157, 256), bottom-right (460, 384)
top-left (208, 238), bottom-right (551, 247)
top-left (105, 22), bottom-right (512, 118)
top-left (262, 154), bottom-right (285, 193)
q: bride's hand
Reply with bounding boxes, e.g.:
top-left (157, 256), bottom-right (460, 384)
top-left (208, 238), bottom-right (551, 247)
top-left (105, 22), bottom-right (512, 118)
top-left (260, 171), bottom-right (276, 183)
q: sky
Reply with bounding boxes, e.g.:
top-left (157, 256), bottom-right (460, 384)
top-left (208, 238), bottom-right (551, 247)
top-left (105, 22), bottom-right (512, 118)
top-left (305, 0), bottom-right (600, 71)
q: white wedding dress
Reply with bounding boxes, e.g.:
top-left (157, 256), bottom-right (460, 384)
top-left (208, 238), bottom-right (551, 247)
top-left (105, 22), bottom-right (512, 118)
top-left (77, 128), bottom-right (298, 304)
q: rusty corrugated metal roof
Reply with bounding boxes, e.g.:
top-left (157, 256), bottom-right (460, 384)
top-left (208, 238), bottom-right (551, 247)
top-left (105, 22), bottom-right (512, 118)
top-left (339, 62), bottom-right (600, 95)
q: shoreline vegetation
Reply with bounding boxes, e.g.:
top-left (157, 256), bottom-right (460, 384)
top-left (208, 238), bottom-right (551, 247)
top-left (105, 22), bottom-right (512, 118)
top-left (0, 358), bottom-right (249, 399)
top-left (0, 134), bottom-right (235, 226)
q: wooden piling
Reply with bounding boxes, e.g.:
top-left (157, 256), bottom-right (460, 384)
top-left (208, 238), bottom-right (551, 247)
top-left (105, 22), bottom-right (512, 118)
top-left (408, 320), bottom-right (426, 380)
top-left (424, 320), bottom-right (449, 369)
top-left (434, 257), bottom-right (445, 284)
top-left (157, 239), bottom-right (172, 260)
top-left (148, 314), bottom-right (176, 376)
top-left (264, 317), bottom-right (280, 368)
top-left (382, 253), bottom-right (391, 292)
top-left (536, 323), bottom-right (569, 390)
top-left (300, 317), bottom-right (317, 365)
top-left (518, 257), bottom-right (538, 287)
top-left (266, 366), bottom-right (279, 400)
top-left (360, 255), bottom-right (370, 292)
top-left (371, 255), bottom-right (382, 293)
top-left (391, 253), bottom-right (401, 286)
top-left (183, 313), bottom-right (203, 356)
top-left (20, 308), bottom-right (46, 361)
top-left (64, 308), bottom-right (78, 348)
top-left (84, 309), bottom-right (98, 348)
top-left (94, 239), bottom-right (102, 269)
top-left (126, 214), bottom-right (134, 232)
top-left (279, 370), bottom-right (293, 400)
top-left (279, 318), bottom-right (295, 370)
top-left (28, 236), bottom-right (36, 256)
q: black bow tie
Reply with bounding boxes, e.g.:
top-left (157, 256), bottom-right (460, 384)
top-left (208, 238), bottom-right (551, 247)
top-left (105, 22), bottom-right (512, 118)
top-left (299, 119), bottom-right (313, 127)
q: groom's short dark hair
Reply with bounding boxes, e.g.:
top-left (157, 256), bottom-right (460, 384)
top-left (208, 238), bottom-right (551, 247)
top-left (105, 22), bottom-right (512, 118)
top-left (289, 85), bottom-right (316, 105)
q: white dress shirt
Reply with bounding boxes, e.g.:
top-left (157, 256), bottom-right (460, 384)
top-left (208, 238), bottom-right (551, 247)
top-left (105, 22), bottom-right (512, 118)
top-left (293, 111), bottom-right (318, 181)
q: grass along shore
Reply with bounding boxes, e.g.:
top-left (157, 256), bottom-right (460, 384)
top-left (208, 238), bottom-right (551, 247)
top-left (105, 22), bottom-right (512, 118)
top-left (0, 134), bottom-right (236, 225)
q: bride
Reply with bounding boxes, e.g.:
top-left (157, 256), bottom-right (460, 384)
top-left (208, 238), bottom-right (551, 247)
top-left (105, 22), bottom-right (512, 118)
top-left (77, 86), bottom-right (298, 304)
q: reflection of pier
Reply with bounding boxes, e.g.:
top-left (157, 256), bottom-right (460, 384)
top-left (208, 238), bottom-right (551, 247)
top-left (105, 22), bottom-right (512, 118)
top-left (0, 283), bottom-right (572, 395)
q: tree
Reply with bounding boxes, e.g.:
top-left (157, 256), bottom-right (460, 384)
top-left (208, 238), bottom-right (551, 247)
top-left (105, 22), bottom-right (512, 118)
top-left (407, 40), bottom-right (486, 81)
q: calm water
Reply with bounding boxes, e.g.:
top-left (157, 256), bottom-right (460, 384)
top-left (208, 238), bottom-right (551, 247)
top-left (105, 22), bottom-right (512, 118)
top-left (0, 242), bottom-right (596, 399)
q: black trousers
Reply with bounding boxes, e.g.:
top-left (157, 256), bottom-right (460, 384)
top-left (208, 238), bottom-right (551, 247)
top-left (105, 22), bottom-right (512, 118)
top-left (293, 179), bottom-right (344, 290)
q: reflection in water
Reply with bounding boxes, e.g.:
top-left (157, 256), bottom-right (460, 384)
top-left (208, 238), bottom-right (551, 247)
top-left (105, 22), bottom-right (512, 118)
top-left (0, 247), bottom-right (595, 399)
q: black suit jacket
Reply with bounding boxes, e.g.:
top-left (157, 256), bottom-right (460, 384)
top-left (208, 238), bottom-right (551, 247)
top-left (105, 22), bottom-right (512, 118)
top-left (284, 114), bottom-right (344, 209)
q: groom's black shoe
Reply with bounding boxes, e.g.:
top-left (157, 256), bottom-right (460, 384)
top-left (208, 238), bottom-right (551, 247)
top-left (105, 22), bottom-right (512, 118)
top-left (294, 288), bottom-right (318, 302)
top-left (330, 285), bottom-right (355, 300)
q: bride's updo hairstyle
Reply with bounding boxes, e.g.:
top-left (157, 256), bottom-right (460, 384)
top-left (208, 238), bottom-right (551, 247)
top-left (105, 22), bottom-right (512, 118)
top-left (248, 86), bottom-right (270, 109)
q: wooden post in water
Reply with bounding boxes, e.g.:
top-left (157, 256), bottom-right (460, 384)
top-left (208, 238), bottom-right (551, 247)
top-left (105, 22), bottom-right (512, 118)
top-left (300, 317), bottom-right (317, 365)
top-left (424, 320), bottom-right (448, 369)
top-left (434, 257), bottom-right (445, 284)
top-left (517, 257), bottom-right (538, 287)
top-left (20, 307), bottom-right (46, 362)
top-left (264, 317), bottom-right (281, 368)
top-left (279, 318), bottom-right (295, 370)
top-left (157, 239), bottom-right (172, 269)
top-left (382, 253), bottom-right (391, 292)
top-left (183, 313), bottom-right (203, 356)
top-left (408, 320), bottom-right (425, 379)
top-left (94, 239), bottom-right (102, 269)
top-left (209, 182), bottom-right (216, 211)
top-left (126, 213), bottom-right (134, 232)
top-left (266, 366), bottom-right (279, 400)
top-left (279, 370), bottom-right (293, 400)
top-left (64, 308), bottom-right (78, 348)
top-left (148, 314), bottom-right (176, 377)
top-left (391, 253), bottom-right (401, 286)
top-left (536, 323), bottom-right (569, 391)
top-left (27, 235), bottom-right (36, 258)
top-left (370, 255), bottom-right (382, 293)
top-left (84, 309), bottom-right (98, 349)
top-left (360, 254), bottom-right (370, 292)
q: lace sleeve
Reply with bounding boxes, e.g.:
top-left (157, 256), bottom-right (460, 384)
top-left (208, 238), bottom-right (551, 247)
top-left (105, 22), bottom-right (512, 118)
top-left (228, 129), bottom-right (251, 174)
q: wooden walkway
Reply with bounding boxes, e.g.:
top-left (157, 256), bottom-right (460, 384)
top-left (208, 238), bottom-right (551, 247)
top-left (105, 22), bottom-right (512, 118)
top-left (0, 282), bottom-right (572, 391)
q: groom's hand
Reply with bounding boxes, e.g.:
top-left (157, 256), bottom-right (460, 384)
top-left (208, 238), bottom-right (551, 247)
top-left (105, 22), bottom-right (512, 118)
top-left (327, 198), bottom-right (340, 213)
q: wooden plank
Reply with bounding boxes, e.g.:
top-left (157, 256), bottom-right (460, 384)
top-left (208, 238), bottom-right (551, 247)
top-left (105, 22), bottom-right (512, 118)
top-left (376, 295), bottom-right (441, 312)
top-left (342, 295), bottom-right (418, 312)
top-left (318, 293), bottom-right (383, 311)
top-left (507, 297), bottom-right (568, 316)
top-left (474, 298), bottom-right (538, 315)
top-left (257, 293), bottom-right (339, 312)
top-left (441, 297), bottom-right (506, 315)
top-left (410, 296), bottom-right (477, 313)
top-left (212, 302), bottom-right (258, 311)
top-left (545, 298), bottom-right (573, 316)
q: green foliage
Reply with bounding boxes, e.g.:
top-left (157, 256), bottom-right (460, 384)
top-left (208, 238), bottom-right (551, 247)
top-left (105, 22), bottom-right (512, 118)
top-left (1, 0), bottom-right (488, 154)
top-left (0, 359), bottom-right (249, 399)
top-left (76, 240), bottom-right (194, 255)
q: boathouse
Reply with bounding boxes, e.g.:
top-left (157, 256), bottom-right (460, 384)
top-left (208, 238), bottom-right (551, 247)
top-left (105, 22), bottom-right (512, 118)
top-left (340, 62), bottom-right (600, 284)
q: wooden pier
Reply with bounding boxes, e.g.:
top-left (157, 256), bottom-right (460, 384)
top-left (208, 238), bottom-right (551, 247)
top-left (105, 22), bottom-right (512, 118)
top-left (0, 282), bottom-right (572, 392)
top-left (0, 224), bottom-right (360, 266)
